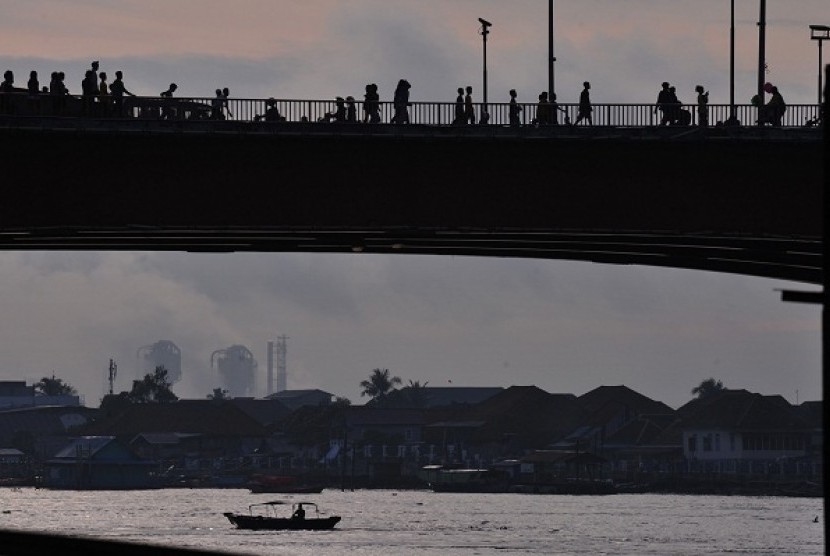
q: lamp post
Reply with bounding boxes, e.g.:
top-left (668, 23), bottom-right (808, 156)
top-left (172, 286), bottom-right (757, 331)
top-left (729, 0), bottom-right (735, 123)
top-left (810, 25), bottom-right (829, 105)
top-left (757, 0), bottom-right (766, 119)
top-left (479, 17), bottom-right (492, 124)
top-left (549, 0), bottom-right (556, 102)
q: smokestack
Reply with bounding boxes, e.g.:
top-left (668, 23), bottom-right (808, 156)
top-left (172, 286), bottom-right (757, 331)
top-left (266, 341), bottom-right (274, 396)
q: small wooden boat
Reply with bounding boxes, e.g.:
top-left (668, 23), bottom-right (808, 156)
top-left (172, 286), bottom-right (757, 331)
top-left (223, 501), bottom-right (341, 531)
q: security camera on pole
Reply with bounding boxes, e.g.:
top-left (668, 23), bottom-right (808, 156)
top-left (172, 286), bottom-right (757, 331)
top-left (478, 17), bottom-right (492, 125)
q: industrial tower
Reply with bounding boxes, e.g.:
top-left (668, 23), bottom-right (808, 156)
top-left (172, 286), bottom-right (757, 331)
top-left (211, 345), bottom-right (257, 398)
top-left (266, 335), bottom-right (288, 395)
top-left (136, 340), bottom-right (182, 383)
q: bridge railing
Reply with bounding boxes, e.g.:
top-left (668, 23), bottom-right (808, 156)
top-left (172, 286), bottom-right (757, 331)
top-left (0, 91), bottom-right (822, 128)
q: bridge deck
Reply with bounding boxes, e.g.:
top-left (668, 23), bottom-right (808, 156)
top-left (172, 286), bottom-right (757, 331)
top-left (0, 116), bottom-right (823, 284)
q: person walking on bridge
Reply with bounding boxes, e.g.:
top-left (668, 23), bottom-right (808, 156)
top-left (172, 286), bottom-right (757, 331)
top-left (109, 71), bottom-right (135, 117)
top-left (453, 87), bottom-right (465, 125)
top-left (464, 86), bottom-right (475, 125)
top-left (695, 85), bottom-right (709, 127)
top-left (573, 81), bottom-right (592, 126)
top-left (391, 79), bottom-right (411, 124)
top-left (160, 83), bottom-right (177, 120)
top-left (508, 89), bottom-right (522, 127)
top-left (655, 82), bottom-right (672, 126)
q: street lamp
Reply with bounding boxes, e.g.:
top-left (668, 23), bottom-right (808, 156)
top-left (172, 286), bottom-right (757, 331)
top-left (549, 0), bottom-right (556, 103)
top-left (810, 24), bottom-right (829, 105)
top-left (478, 17), bottom-right (492, 124)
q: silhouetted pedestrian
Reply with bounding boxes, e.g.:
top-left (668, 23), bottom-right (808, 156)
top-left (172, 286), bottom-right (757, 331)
top-left (667, 86), bottom-right (681, 124)
top-left (254, 97), bottom-right (284, 122)
top-left (82, 70), bottom-right (97, 116)
top-left (453, 87), bottom-right (465, 125)
top-left (533, 91), bottom-right (550, 126)
top-left (27, 71), bottom-right (39, 114)
top-left (362, 84), bottom-right (373, 123)
top-left (574, 81), bottom-right (592, 125)
top-left (391, 79), bottom-right (411, 124)
top-left (766, 86), bottom-right (786, 126)
top-left (98, 72), bottom-right (110, 116)
top-left (464, 86), bottom-right (475, 124)
top-left (346, 96), bottom-right (357, 122)
top-left (222, 87), bottom-right (233, 119)
top-left (550, 92), bottom-right (565, 125)
top-left (57, 71), bottom-right (68, 114)
top-left (160, 83), bottom-right (177, 120)
top-left (322, 96), bottom-right (346, 122)
top-left (48, 71), bottom-right (61, 114)
top-left (109, 71), bottom-right (134, 117)
top-left (1, 70), bottom-right (14, 92)
top-left (508, 89), bottom-right (522, 127)
top-left (0, 70), bottom-right (14, 114)
top-left (655, 82), bottom-right (671, 126)
top-left (695, 85), bottom-right (709, 127)
top-left (212, 89), bottom-right (225, 120)
top-left (367, 83), bottom-right (380, 123)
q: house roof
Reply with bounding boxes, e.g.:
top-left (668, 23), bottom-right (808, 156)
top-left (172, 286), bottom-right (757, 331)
top-left (80, 400), bottom-right (270, 437)
top-left (578, 385), bottom-right (674, 416)
top-left (228, 398), bottom-right (292, 427)
top-left (0, 406), bottom-right (97, 442)
top-left (676, 389), bottom-right (811, 431)
top-left (345, 407), bottom-right (426, 427)
top-left (264, 390), bottom-right (333, 410)
top-left (794, 400), bottom-right (822, 428)
top-left (52, 436), bottom-right (116, 458)
top-left (49, 436), bottom-right (154, 464)
top-left (382, 387), bottom-right (504, 409)
top-left (427, 386), bottom-right (590, 447)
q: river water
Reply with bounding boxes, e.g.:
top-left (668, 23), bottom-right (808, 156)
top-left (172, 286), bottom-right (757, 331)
top-left (0, 488), bottom-right (823, 555)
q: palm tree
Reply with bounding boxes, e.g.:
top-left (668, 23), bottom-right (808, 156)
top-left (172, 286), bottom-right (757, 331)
top-left (691, 378), bottom-right (726, 399)
top-left (359, 368), bottom-right (402, 403)
top-left (405, 380), bottom-right (429, 408)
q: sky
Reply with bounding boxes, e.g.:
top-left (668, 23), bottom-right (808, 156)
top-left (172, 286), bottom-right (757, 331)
top-left (0, 1), bottom-right (824, 410)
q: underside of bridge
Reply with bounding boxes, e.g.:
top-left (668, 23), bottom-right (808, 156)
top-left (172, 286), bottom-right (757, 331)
top-left (1, 122), bottom-right (823, 284)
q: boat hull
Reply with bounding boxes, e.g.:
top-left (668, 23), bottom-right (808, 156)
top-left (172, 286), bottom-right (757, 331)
top-left (223, 513), bottom-right (341, 531)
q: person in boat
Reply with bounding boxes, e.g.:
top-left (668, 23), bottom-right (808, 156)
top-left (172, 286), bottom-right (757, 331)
top-left (292, 504), bottom-right (305, 520)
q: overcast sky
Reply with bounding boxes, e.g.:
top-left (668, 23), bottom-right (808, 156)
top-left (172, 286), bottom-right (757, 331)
top-left (0, 1), bottom-right (824, 409)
